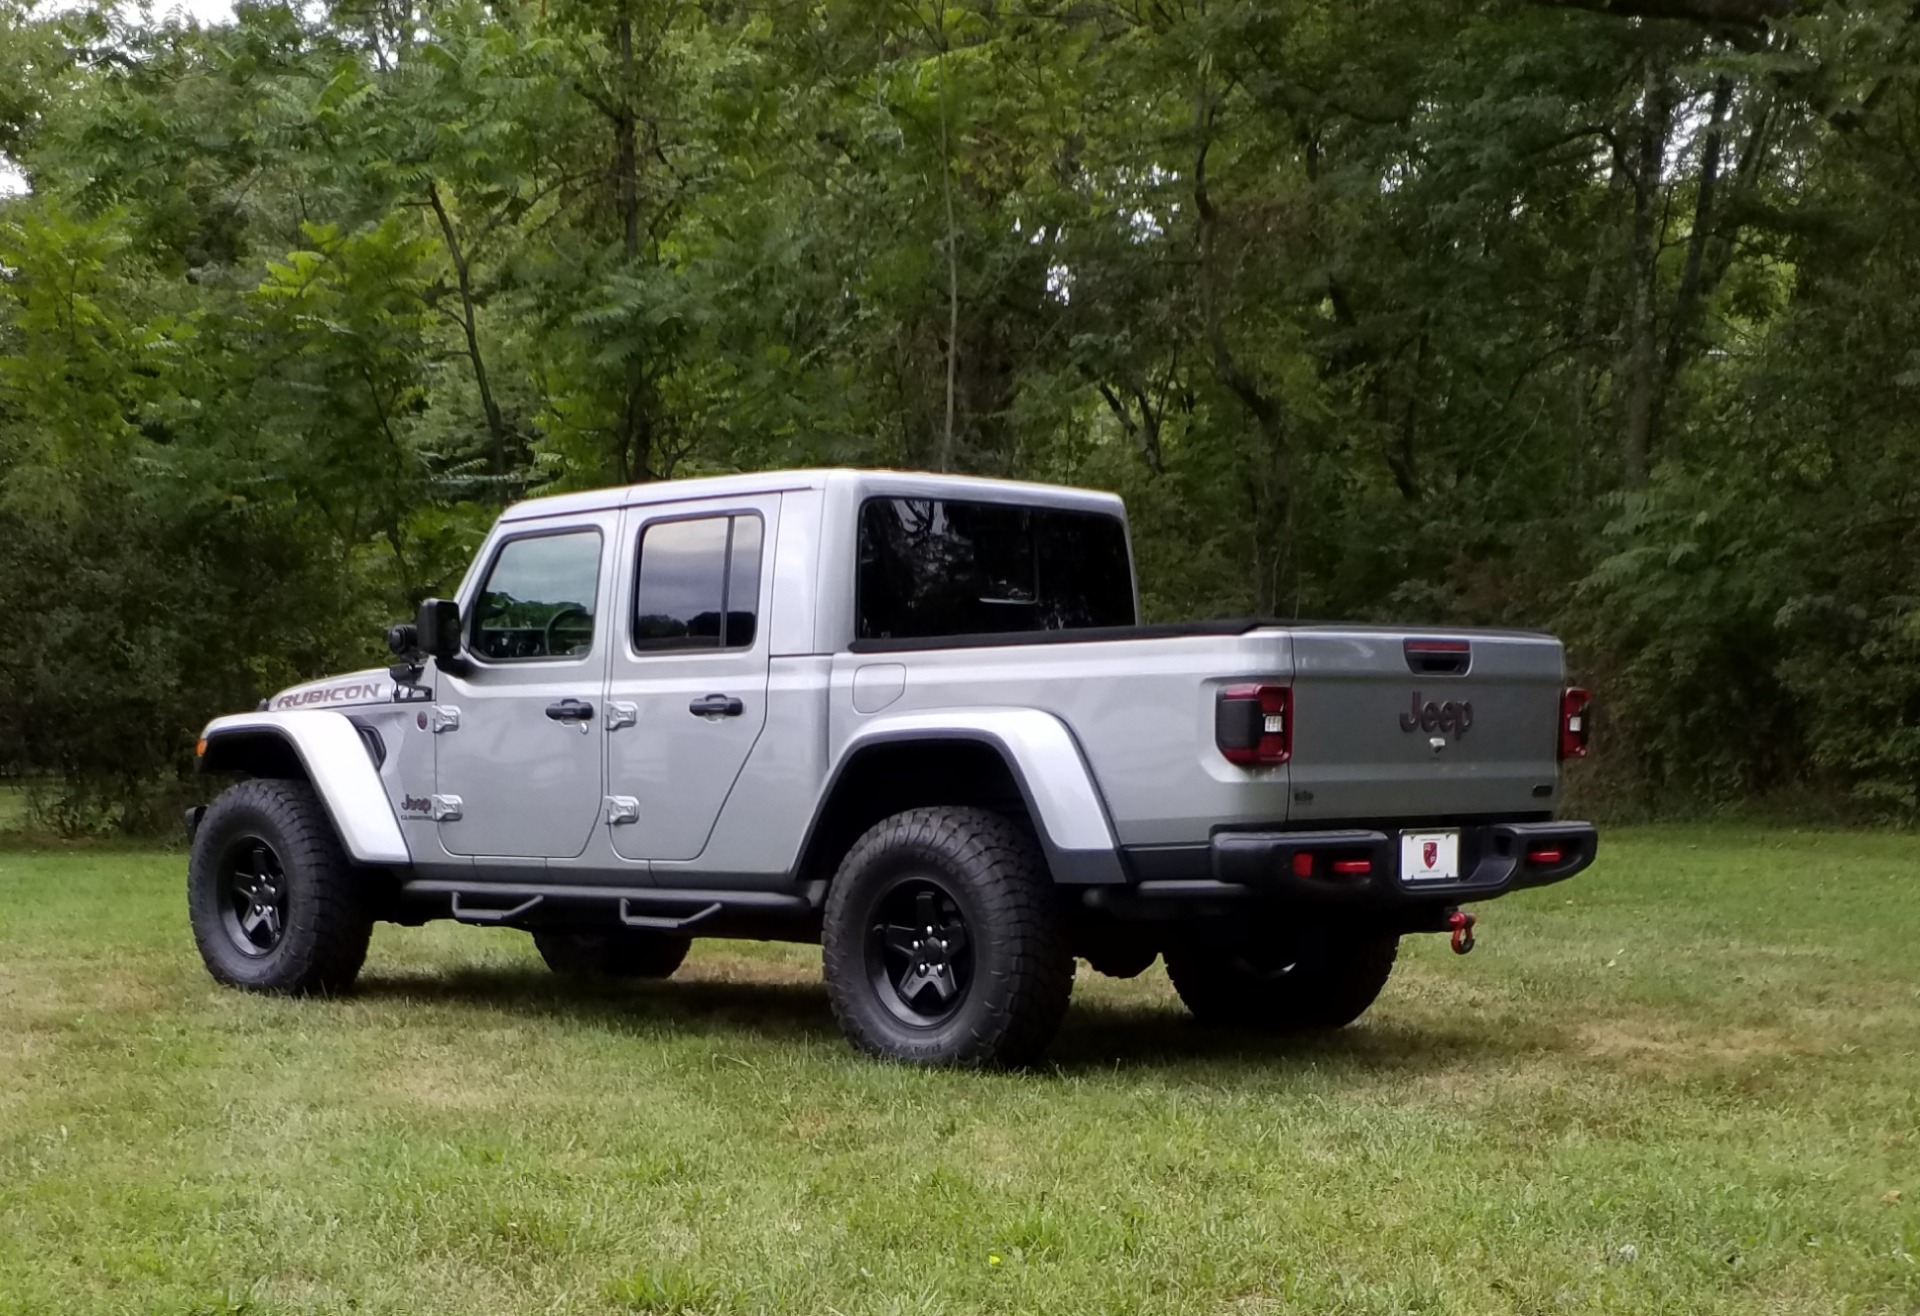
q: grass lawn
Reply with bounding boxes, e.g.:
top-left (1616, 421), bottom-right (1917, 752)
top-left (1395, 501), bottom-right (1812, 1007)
top-left (1, 827), bottom-right (1915, 1315)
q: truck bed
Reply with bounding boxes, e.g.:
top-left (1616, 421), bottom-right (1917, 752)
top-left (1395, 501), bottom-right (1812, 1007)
top-left (829, 621), bottom-right (1569, 849)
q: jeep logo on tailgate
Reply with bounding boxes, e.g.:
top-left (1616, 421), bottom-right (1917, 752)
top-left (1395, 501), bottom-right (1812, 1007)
top-left (1400, 691), bottom-right (1473, 736)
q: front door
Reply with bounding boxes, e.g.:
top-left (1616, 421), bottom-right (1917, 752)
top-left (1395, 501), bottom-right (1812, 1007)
top-left (435, 520), bottom-right (613, 858)
top-left (604, 497), bottom-right (777, 862)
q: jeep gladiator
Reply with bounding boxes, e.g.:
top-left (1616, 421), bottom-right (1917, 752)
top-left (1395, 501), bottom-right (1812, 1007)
top-left (188, 468), bottom-right (1598, 1067)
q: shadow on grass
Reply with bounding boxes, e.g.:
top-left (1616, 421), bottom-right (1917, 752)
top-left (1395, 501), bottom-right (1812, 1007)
top-left (352, 964), bottom-right (1551, 1080)
top-left (355, 964), bottom-right (836, 1041)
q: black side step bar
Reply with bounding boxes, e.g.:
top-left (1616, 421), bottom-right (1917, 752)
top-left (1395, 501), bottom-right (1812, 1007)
top-left (401, 879), bottom-right (817, 927)
top-left (449, 892), bottom-right (545, 924)
top-left (618, 898), bottom-right (722, 932)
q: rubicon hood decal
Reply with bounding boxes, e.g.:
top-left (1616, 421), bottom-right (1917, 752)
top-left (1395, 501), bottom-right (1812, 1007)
top-left (268, 670), bottom-right (396, 711)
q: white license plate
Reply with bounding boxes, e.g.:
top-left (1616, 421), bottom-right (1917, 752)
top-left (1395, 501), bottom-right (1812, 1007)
top-left (1400, 830), bottom-right (1461, 881)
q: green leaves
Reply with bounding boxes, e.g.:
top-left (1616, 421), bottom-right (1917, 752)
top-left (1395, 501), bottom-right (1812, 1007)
top-left (6, 0), bottom-right (1920, 824)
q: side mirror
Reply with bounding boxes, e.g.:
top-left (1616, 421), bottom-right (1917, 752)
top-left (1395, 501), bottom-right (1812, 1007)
top-left (417, 598), bottom-right (463, 661)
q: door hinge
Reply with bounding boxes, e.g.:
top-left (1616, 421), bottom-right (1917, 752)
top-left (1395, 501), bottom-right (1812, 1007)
top-left (427, 705), bottom-right (461, 734)
top-left (605, 701), bottom-right (638, 732)
top-left (605, 795), bottom-right (639, 825)
top-left (429, 794), bottom-right (463, 822)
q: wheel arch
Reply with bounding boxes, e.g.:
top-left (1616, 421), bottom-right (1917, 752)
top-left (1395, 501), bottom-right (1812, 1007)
top-left (197, 712), bottom-right (408, 866)
top-left (796, 711), bottom-right (1126, 889)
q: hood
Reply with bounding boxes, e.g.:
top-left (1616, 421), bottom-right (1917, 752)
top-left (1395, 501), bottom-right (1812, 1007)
top-left (264, 668), bottom-right (397, 712)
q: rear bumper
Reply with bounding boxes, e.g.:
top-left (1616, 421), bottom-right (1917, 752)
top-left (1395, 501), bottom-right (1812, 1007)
top-left (1103, 821), bottom-right (1596, 924)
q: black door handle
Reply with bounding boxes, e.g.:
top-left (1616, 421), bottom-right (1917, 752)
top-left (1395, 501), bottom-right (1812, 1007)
top-left (545, 698), bottom-right (594, 722)
top-left (689, 694), bottom-right (745, 718)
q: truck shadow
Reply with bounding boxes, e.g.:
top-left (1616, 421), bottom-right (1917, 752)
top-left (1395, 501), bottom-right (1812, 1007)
top-left (352, 965), bottom-right (1546, 1079)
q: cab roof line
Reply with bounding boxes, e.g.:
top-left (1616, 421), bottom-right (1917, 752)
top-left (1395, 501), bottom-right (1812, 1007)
top-left (498, 468), bottom-right (1124, 523)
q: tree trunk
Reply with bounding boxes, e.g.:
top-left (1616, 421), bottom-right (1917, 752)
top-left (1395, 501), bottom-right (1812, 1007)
top-left (426, 182), bottom-right (509, 478)
top-left (613, 10), bottom-right (650, 484)
top-left (935, 5), bottom-right (960, 473)
top-left (1193, 77), bottom-right (1291, 610)
top-left (1618, 54), bottom-right (1674, 490)
top-left (1661, 76), bottom-right (1733, 418)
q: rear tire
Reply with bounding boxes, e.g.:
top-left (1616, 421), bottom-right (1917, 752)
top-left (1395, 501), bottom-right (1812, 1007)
top-left (822, 807), bottom-right (1073, 1068)
top-left (1164, 927), bottom-right (1398, 1031)
top-left (188, 778), bottom-right (372, 994)
top-left (532, 929), bottom-right (690, 980)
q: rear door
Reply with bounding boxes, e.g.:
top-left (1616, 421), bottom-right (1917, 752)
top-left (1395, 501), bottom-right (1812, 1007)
top-left (604, 496), bottom-right (779, 863)
top-left (1285, 628), bottom-right (1565, 821)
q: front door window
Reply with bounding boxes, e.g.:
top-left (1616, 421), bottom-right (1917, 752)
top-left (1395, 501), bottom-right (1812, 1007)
top-left (471, 531), bottom-right (601, 660)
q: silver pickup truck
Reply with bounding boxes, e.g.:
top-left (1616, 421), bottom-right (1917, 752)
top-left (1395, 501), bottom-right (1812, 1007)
top-left (188, 468), bottom-right (1597, 1067)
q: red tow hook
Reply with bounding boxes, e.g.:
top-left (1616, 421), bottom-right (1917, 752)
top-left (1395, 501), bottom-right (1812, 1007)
top-left (1446, 910), bottom-right (1477, 955)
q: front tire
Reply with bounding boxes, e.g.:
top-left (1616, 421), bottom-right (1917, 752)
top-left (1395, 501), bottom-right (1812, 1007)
top-left (1164, 926), bottom-right (1398, 1031)
top-left (188, 778), bottom-right (373, 994)
top-left (822, 807), bottom-right (1073, 1069)
top-left (532, 929), bottom-right (690, 980)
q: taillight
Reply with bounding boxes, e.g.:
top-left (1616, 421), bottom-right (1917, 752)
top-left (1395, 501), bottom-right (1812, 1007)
top-left (1560, 687), bottom-right (1591, 760)
top-left (1217, 684), bottom-right (1291, 766)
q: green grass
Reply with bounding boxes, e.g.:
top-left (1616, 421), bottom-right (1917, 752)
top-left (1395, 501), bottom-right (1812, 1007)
top-left (1, 828), bottom-right (1916, 1316)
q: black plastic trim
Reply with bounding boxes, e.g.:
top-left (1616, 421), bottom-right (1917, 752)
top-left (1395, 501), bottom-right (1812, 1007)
top-left (1120, 843), bottom-right (1211, 882)
top-left (1119, 820), bottom-right (1599, 909)
top-left (848, 618), bottom-right (1275, 654)
top-left (400, 879), bottom-right (818, 913)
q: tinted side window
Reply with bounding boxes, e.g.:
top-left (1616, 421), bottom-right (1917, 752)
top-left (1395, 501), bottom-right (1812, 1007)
top-left (472, 530), bottom-right (602, 660)
top-left (857, 498), bottom-right (1135, 640)
top-left (633, 514), bottom-right (763, 651)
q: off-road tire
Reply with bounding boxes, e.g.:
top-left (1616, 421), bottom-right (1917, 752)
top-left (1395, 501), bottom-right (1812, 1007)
top-left (1164, 929), bottom-right (1399, 1031)
top-left (821, 807), bottom-right (1073, 1069)
top-left (188, 778), bottom-right (373, 994)
top-left (532, 930), bottom-right (690, 980)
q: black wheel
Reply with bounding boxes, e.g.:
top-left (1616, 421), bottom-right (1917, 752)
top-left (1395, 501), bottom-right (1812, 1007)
top-left (1164, 926), bottom-right (1399, 1031)
top-left (822, 807), bottom-right (1073, 1069)
top-left (532, 929), bottom-right (690, 980)
top-left (188, 778), bottom-right (372, 994)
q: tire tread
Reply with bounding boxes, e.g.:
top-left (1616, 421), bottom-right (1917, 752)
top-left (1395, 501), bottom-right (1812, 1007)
top-left (188, 778), bottom-right (371, 994)
top-left (822, 806), bottom-right (1073, 1068)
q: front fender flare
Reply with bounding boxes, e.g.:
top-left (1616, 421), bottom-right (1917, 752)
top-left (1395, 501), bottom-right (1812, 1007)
top-left (198, 712), bottom-right (408, 866)
top-left (836, 708), bottom-right (1126, 885)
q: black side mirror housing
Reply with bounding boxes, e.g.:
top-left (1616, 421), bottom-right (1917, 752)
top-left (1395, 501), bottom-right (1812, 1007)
top-left (417, 598), bottom-right (463, 662)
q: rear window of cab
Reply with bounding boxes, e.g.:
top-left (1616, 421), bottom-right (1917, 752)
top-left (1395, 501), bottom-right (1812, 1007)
top-left (856, 497), bottom-right (1135, 641)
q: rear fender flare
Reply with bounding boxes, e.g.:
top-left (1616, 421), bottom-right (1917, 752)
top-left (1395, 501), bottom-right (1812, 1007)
top-left (197, 712), bottom-right (408, 866)
top-left (829, 708), bottom-right (1125, 885)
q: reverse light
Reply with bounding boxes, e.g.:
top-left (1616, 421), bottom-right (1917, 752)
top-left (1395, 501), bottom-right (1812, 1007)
top-left (1559, 687), bottom-right (1591, 761)
top-left (1217, 684), bottom-right (1292, 766)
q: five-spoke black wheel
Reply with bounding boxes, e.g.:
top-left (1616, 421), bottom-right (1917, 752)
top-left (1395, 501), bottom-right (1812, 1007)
top-left (868, 879), bottom-right (974, 1027)
top-left (217, 837), bottom-right (289, 957)
top-left (823, 807), bottom-right (1072, 1068)
top-left (188, 778), bottom-right (372, 994)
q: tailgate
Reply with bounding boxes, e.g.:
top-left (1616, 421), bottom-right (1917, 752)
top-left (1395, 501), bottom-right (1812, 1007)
top-left (1285, 627), bottom-right (1565, 821)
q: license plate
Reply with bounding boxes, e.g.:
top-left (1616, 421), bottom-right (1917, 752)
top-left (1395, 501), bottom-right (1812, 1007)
top-left (1400, 830), bottom-right (1461, 881)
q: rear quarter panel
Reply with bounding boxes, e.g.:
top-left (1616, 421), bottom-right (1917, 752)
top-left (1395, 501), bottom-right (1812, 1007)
top-left (828, 633), bottom-right (1296, 847)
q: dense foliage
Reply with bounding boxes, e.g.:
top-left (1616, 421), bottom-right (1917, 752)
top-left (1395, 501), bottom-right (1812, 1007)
top-left (2, 0), bottom-right (1918, 829)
